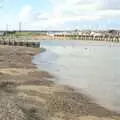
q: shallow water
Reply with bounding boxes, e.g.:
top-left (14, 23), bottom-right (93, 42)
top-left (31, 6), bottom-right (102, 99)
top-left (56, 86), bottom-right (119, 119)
top-left (33, 40), bottom-right (120, 112)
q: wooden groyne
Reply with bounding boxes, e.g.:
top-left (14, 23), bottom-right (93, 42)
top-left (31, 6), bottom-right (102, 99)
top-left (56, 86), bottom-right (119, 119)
top-left (53, 35), bottom-right (120, 42)
top-left (0, 39), bottom-right (40, 48)
top-left (0, 34), bottom-right (120, 48)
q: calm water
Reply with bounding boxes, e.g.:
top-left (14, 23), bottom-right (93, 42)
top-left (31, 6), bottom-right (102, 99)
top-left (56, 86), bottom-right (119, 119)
top-left (33, 40), bottom-right (120, 112)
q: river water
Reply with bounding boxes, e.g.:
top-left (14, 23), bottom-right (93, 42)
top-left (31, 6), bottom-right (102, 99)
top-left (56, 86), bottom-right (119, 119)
top-left (33, 40), bottom-right (120, 112)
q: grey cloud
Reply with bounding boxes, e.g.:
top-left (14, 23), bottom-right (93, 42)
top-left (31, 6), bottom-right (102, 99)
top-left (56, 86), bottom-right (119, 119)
top-left (74, 0), bottom-right (95, 5)
top-left (33, 13), bottom-right (49, 21)
top-left (72, 0), bottom-right (120, 10)
top-left (100, 0), bottom-right (120, 10)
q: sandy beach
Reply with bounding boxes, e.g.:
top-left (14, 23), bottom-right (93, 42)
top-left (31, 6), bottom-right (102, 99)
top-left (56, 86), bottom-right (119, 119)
top-left (0, 45), bottom-right (120, 120)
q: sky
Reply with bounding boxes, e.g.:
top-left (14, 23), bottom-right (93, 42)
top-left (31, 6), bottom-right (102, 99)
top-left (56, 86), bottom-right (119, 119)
top-left (0, 0), bottom-right (120, 30)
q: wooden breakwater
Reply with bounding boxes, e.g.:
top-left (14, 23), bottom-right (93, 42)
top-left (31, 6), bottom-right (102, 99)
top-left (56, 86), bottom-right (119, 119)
top-left (0, 39), bottom-right (40, 48)
top-left (53, 35), bottom-right (120, 42)
top-left (0, 36), bottom-right (40, 48)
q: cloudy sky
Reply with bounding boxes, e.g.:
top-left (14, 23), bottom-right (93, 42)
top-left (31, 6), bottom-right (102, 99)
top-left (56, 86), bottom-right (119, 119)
top-left (0, 0), bottom-right (120, 30)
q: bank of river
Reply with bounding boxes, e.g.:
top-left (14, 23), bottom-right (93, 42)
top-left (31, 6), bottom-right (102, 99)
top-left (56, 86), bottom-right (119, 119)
top-left (33, 40), bottom-right (120, 113)
top-left (0, 44), bottom-right (119, 120)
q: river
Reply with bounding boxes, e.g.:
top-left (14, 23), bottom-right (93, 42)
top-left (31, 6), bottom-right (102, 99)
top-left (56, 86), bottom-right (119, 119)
top-left (33, 40), bottom-right (120, 113)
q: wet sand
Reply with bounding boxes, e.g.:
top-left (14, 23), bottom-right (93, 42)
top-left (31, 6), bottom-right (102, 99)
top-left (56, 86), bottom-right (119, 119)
top-left (0, 45), bottom-right (120, 120)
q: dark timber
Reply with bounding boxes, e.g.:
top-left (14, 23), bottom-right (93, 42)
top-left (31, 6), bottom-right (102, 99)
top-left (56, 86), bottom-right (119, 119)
top-left (0, 40), bottom-right (40, 48)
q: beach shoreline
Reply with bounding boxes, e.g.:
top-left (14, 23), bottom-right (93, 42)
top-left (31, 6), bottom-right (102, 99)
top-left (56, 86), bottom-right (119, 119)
top-left (0, 45), bottom-right (120, 120)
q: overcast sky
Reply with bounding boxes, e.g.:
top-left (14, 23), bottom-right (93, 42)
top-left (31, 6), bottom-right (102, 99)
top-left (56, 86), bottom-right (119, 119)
top-left (0, 0), bottom-right (120, 30)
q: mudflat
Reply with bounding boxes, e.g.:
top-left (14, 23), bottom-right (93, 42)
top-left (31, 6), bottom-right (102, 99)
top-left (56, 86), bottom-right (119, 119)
top-left (0, 45), bottom-right (120, 120)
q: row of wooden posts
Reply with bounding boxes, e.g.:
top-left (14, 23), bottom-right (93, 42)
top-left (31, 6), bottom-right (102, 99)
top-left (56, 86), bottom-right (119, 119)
top-left (0, 35), bottom-right (120, 48)
top-left (0, 40), bottom-right (40, 48)
top-left (54, 35), bottom-right (120, 42)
